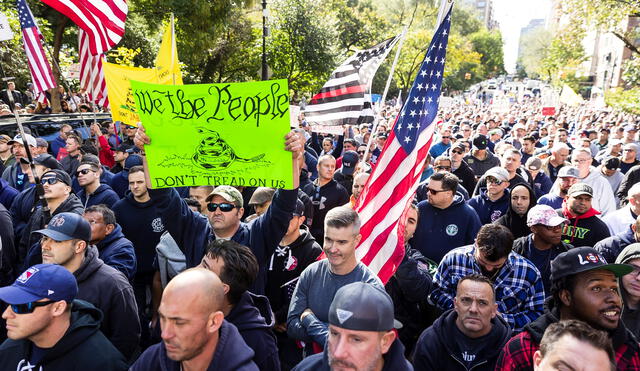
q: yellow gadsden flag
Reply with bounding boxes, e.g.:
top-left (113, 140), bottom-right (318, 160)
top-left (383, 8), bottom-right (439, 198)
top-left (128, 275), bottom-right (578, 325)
top-left (559, 84), bottom-right (584, 107)
top-left (155, 16), bottom-right (183, 85)
top-left (103, 63), bottom-right (178, 127)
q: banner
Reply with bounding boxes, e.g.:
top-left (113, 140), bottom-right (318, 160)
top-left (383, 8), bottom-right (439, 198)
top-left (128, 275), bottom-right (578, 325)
top-left (155, 17), bottom-right (183, 85)
top-left (103, 62), bottom-right (179, 126)
top-left (0, 12), bottom-right (13, 41)
top-left (131, 79), bottom-right (293, 189)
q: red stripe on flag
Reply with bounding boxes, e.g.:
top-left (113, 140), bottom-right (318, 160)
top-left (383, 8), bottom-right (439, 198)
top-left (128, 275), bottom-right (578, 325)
top-left (310, 85), bottom-right (365, 102)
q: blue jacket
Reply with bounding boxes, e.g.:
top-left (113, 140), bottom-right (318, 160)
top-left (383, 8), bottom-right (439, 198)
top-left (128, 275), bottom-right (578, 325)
top-left (412, 195), bottom-right (482, 263)
top-left (532, 171), bottom-right (553, 199)
top-left (50, 135), bottom-right (66, 158)
top-left (537, 192), bottom-right (563, 209)
top-left (96, 223), bottom-right (137, 280)
top-left (429, 141), bottom-right (451, 158)
top-left (108, 172), bottom-right (129, 198)
top-left (72, 166), bottom-right (115, 194)
top-left (0, 177), bottom-right (18, 210)
top-left (9, 186), bottom-right (36, 245)
top-left (77, 184), bottom-right (120, 209)
top-left (467, 188), bottom-right (510, 224)
top-left (594, 226), bottom-right (636, 264)
top-left (130, 320), bottom-right (258, 371)
top-left (148, 187), bottom-right (296, 294)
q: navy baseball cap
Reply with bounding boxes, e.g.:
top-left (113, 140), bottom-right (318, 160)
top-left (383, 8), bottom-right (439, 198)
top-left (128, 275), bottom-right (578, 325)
top-left (328, 282), bottom-right (401, 331)
top-left (34, 212), bottom-right (91, 242)
top-left (341, 151), bottom-right (359, 176)
top-left (0, 264), bottom-right (78, 304)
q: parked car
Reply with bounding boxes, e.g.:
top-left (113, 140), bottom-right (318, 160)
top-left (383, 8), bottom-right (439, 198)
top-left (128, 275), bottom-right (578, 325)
top-left (0, 113), bottom-right (113, 142)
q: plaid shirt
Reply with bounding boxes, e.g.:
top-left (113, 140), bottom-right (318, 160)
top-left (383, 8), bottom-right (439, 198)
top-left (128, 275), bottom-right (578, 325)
top-left (429, 245), bottom-right (544, 332)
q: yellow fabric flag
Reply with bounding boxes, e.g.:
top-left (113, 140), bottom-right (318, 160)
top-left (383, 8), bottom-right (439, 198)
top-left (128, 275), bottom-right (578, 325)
top-left (103, 63), bottom-right (176, 126)
top-left (559, 84), bottom-right (583, 106)
top-left (155, 17), bottom-right (183, 85)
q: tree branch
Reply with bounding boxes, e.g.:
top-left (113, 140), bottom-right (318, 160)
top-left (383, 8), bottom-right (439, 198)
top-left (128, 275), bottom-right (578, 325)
top-left (612, 31), bottom-right (640, 55)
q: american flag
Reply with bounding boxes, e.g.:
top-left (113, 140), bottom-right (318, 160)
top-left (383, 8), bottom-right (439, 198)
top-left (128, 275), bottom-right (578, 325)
top-left (355, 4), bottom-right (453, 284)
top-left (40, 0), bottom-right (127, 56)
top-left (78, 29), bottom-right (108, 108)
top-left (305, 35), bottom-right (400, 126)
top-left (17, 0), bottom-right (56, 95)
top-left (357, 93), bottom-right (375, 124)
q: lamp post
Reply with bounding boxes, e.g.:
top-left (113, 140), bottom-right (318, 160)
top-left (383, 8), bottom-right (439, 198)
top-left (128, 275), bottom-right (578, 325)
top-left (261, 0), bottom-right (269, 81)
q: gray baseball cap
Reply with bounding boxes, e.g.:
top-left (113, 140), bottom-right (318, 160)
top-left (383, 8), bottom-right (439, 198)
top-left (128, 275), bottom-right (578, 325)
top-left (328, 282), bottom-right (401, 332)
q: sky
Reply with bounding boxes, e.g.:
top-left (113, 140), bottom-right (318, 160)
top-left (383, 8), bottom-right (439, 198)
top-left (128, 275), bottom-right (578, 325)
top-left (492, 0), bottom-right (551, 73)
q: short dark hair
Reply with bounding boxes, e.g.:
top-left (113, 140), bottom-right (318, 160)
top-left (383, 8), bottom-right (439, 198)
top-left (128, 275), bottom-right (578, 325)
top-left (429, 171), bottom-right (459, 192)
top-left (476, 224), bottom-right (513, 261)
top-left (204, 240), bottom-right (258, 305)
top-left (84, 204), bottom-right (116, 226)
top-left (457, 274), bottom-right (495, 302)
top-left (523, 135), bottom-right (535, 143)
top-left (550, 274), bottom-right (578, 309)
top-left (128, 165), bottom-right (145, 176)
top-left (325, 206), bottom-right (360, 233)
top-left (539, 320), bottom-right (615, 371)
top-left (184, 197), bottom-right (201, 212)
top-left (344, 138), bottom-right (358, 147)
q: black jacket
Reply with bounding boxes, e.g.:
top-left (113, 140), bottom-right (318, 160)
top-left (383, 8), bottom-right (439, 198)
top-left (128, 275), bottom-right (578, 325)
top-left (74, 245), bottom-right (140, 359)
top-left (131, 320), bottom-right (258, 371)
top-left (0, 299), bottom-right (127, 370)
top-left (412, 309), bottom-right (512, 371)
top-left (493, 183), bottom-right (537, 239)
top-left (0, 203), bottom-right (15, 286)
top-left (302, 179), bottom-right (349, 242)
top-left (227, 291), bottom-right (280, 371)
top-left (618, 164), bottom-right (640, 203)
top-left (453, 160), bottom-right (477, 196)
top-left (595, 226), bottom-right (636, 264)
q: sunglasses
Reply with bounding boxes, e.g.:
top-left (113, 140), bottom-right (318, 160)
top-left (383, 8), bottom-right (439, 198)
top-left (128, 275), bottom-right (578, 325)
top-left (452, 150), bottom-right (463, 155)
top-left (125, 126), bottom-right (137, 130)
top-left (207, 202), bottom-right (237, 212)
top-left (358, 151), bottom-right (365, 154)
top-left (486, 177), bottom-right (504, 185)
top-left (11, 300), bottom-right (55, 314)
top-left (427, 187), bottom-right (448, 195)
top-left (76, 168), bottom-right (95, 176)
top-left (41, 177), bottom-right (61, 185)
top-left (435, 166), bottom-right (451, 171)
top-left (441, 136), bottom-right (450, 139)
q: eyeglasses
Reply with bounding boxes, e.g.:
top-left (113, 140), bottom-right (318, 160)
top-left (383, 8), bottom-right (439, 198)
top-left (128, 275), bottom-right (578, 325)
top-left (486, 177), bottom-right (504, 185)
top-left (435, 165), bottom-right (451, 171)
top-left (76, 168), bottom-right (95, 176)
top-left (358, 150), bottom-right (365, 154)
top-left (427, 187), bottom-right (449, 195)
top-left (441, 136), bottom-right (450, 139)
top-left (11, 300), bottom-right (55, 315)
top-left (41, 177), bottom-right (60, 185)
top-left (207, 202), bottom-right (236, 212)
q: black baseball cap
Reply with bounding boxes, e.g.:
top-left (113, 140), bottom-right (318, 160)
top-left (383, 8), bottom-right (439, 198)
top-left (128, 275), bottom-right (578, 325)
top-left (41, 169), bottom-right (72, 186)
top-left (34, 212), bottom-right (92, 242)
top-left (472, 134), bottom-right (488, 150)
top-left (551, 247), bottom-right (633, 282)
top-left (33, 154), bottom-right (63, 170)
top-left (328, 282), bottom-right (401, 332)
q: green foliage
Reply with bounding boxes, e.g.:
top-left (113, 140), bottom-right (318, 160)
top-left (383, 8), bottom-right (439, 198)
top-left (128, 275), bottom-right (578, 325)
top-left (605, 87), bottom-right (640, 114)
top-left (622, 56), bottom-right (640, 86)
top-left (541, 24), bottom-right (587, 84)
top-left (469, 29), bottom-right (505, 78)
top-left (517, 27), bottom-right (553, 79)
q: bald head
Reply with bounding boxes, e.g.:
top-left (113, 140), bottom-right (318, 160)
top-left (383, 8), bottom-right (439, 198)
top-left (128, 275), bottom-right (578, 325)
top-left (164, 268), bottom-right (225, 313)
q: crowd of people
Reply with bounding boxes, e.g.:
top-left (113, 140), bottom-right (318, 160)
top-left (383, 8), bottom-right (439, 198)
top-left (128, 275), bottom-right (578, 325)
top-left (0, 86), bottom-right (640, 371)
top-left (0, 81), bottom-right (96, 116)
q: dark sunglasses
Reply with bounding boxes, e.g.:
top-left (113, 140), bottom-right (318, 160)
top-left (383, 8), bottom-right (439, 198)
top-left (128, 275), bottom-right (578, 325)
top-left (441, 136), bottom-right (450, 139)
top-left (427, 187), bottom-right (448, 195)
top-left (486, 177), bottom-right (504, 185)
top-left (207, 202), bottom-right (236, 212)
top-left (76, 168), bottom-right (95, 176)
top-left (125, 125), bottom-right (137, 130)
top-left (452, 150), bottom-right (463, 155)
top-left (435, 165), bottom-right (451, 170)
top-left (41, 177), bottom-right (60, 185)
top-left (11, 300), bottom-right (55, 314)
top-left (357, 150), bottom-right (366, 154)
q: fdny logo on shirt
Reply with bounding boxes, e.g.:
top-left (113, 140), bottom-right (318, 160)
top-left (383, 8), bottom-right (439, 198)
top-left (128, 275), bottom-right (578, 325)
top-left (17, 267), bottom-right (39, 284)
top-left (151, 217), bottom-right (165, 233)
top-left (445, 224), bottom-right (459, 236)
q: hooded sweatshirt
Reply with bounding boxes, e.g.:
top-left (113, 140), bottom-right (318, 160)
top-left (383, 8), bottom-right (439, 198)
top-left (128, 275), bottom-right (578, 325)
top-left (0, 299), bottom-right (128, 370)
top-left (302, 179), bottom-right (350, 242)
top-left (467, 188), bottom-right (510, 225)
top-left (582, 165), bottom-right (617, 216)
top-left (226, 291), bottom-right (280, 371)
top-left (559, 200), bottom-right (610, 247)
top-left (130, 320), bottom-right (258, 371)
top-left (616, 244), bottom-right (640, 339)
top-left (494, 183), bottom-right (537, 239)
top-left (77, 183), bottom-right (120, 209)
top-left (95, 223), bottom-right (137, 280)
top-left (413, 309), bottom-right (512, 371)
top-left (595, 226), bottom-right (636, 265)
top-left (464, 150), bottom-right (500, 178)
top-left (412, 194), bottom-right (482, 263)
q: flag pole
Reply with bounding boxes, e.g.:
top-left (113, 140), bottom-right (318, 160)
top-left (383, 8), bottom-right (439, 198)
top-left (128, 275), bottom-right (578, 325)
top-left (170, 13), bottom-right (176, 86)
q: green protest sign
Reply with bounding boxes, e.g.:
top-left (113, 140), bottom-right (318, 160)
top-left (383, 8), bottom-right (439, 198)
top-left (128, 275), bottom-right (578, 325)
top-left (130, 79), bottom-right (293, 189)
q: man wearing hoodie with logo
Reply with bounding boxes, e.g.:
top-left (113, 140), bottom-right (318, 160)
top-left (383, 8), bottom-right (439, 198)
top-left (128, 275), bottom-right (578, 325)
top-left (558, 183), bottom-right (610, 248)
top-left (0, 264), bottom-right (127, 370)
top-left (468, 167), bottom-right (511, 224)
top-left (76, 156), bottom-right (120, 209)
top-left (413, 274), bottom-right (511, 371)
top-left (496, 247), bottom-right (640, 370)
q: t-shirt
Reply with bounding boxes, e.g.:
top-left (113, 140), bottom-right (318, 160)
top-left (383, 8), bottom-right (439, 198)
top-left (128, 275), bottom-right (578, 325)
top-left (454, 325), bottom-right (489, 369)
top-left (527, 245), bottom-right (556, 294)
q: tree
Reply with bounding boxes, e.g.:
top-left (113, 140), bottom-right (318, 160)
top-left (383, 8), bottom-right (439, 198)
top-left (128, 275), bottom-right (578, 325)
top-left (540, 23), bottom-right (587, 86)
top-left (517, 27), bottom-right (553, 78)
top-left (469, 29), bottom-right (506, 78)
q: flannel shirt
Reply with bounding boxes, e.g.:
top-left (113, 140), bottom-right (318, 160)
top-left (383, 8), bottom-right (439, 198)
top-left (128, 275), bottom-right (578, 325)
top-left (429, 245), bottom-right (545, 332)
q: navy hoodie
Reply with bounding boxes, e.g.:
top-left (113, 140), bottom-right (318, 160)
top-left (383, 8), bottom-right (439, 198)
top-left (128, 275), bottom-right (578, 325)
top-left (226, 291), bottom-right (280, 371)
top-left (112, 192), bottom-right (165, 276)
top-left (131, 320), bottom-right (258, 371)
top-left (96, 223), bottom-right (137, 280)
top-left (77, 183), bottom-right (120, 209)
top-left (412, 195), bottom-right (482, 263)
top-left (0, 177), bottom-right (18, 210)
top-left (0, 299), bottom-right (127, 370)
top-left (467, 188), bottom-right (510, 224)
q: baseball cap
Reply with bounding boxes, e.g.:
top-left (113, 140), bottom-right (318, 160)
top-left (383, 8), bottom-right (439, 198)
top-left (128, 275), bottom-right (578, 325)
top-left (525, 157), bottom-right (542, 171)
top-left (485, 167), bottom-right (509, 183)
top-left (557, 166), bottom-right (579, 179)
top-left (328, 282), bottom-right (400, 332)
top-left (248, 187), bottom-right (275, 206)
top-left (294, 199), bottom-right (305, 217)
top-left (33, 154), bottom-right (62, 170)
top-left (551, 247), bottom-right (633, 282)
top-left (623, 143), bottom-right (639, 152)
top-left (0, 264), bottom-right (78, 305)
top-left (604, 157), bottom-right (621, 170)
top-left (123, 154), bottom-right (143, 171)
top-left (206, 185), bottom-right (244, 207)
top-left (451, 142), bottom-right (466, 152)
top-left (115, 143), bottom-right (132, 153)
top-left (513, 123), bottom-right (526, 131)
top-left (0, 134), bottom-right (11, 143)
top-left (341, 151), bottom-right (358, 176)
top-left (472, 134), bottom-right (488, 150)
top-left (609, 138), bottom-right (623, 146)
top-left (624, 124), bottom-right (637, 132)
top-left (8, 133), bottom-right (37, 147)
top-left (41, 169), bottom-right (72, 186)
top-left (35, 138), bottom-right (48, 148)
top-left (34, 212), bottom-right (92, 242)
top-left (567, 183), bottom-right (593, 198)
top-left (527, 204), bottom-right (568, 227)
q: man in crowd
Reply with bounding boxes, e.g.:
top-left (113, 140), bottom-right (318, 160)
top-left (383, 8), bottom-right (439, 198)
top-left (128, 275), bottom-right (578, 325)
top-left (60, 134), bottom-right (82, 176)
top-left (496, 247), bottom-right (640, 370)
top-left (559, 183), bottom-right (610, 247)
top-left (333, 150), bottom-right (358, 195)
top-left (200, 240), bottom-right (280, 370)
top-left (572, 148), bottom-right (616, 215)
top-left (188, 185), bottom-right (214, 214)
top-left (429, 127), bottom-right (452, 158)
top-left (292, 282), bottom-right (412, 371)
top-left (76, 156), bottom-right (119, 208)
top-left (603, 183), bottom-right (640, 236)
top-left (0, 82), bottom-right (24, 111)
top-left (430, 224), bottom-right (545, 332)
top-left (348, 172), bottom-right (369, 207)
top-left (621, 143), bottom-right (640, 174)
top-left (533, 320), bottom-right (616, 371)
top-left (0, 134), bottom-right (14, 176)
top-left (615, 243), bottom-right (640, 337)
top-left (596, 215), bottom-right (640, 265)
top-left (287, 206), bottom-right (382, 352)
top-left (541, 143), bottom-right (570, 182)
top-left (464, 134), bottom-right (500, 179)
top-left (131, 268), bottom-right (258, 370)
top-left (450, 141), bottom-right (477, 195)
top-left (34, 212), bottom-right (140, 360)
top-left (51, 124), bottom-right (72, 158)
top-left (468, 167), bottom-right (511, 224)
top-left (413, 274), bottom-right (511, 370)
top-left (0, 264), bottom-right (127, 369)
top-left (412, 171), bottom-right (481, 263)
top-left (110, 143), bottom-right (132, 174)
top-left (2, 133), bottom-right (37, 192)
top-left (537, 166), bottom-right (579, 209)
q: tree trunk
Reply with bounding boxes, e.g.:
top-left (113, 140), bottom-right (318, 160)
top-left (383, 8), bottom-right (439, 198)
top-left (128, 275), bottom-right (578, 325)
top-left (51, 15), bottom-right (69, 113)
top-left (612, 31), bottom-right (640, 56)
